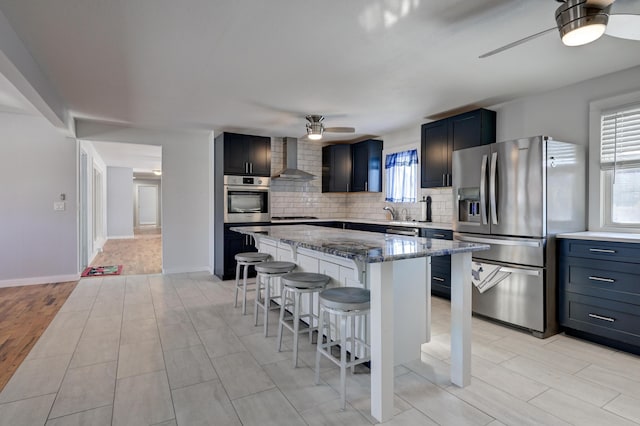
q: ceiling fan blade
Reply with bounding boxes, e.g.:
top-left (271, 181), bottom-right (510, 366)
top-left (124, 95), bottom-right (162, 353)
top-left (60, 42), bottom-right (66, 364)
top-left (479, 27), bottom-right (557, 59)
top-left (324, 127), bottom-right (355, 133)
top-left (606, 14), bottom-right (640, 40)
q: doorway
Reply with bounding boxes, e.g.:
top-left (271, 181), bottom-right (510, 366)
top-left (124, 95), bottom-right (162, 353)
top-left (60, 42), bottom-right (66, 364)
top-left (79, 140), bottom-right (163, 275)
top-left (136, 184), bottom-right (159, 227)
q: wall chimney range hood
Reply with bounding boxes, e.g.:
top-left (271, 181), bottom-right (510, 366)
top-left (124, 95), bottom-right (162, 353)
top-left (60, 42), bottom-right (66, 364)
top-left (272, 137), bottom-right (315, 181)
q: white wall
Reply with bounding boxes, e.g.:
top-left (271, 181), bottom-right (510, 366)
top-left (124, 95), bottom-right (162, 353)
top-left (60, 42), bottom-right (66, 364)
top-left (79, 140), bottom-right (108, 263)
top-left (493, 65), bottom-right (640, 146)
top-left (76, 121), bottom-right (212, 274)
top-left (107, 166), bottom-right (134, 238)
top-left (0, 112), bottom-right (77, 286)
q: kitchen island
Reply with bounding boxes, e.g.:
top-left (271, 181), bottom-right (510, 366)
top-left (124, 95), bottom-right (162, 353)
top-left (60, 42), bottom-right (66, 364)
top-left (231, 224), bottom-right (488, 423)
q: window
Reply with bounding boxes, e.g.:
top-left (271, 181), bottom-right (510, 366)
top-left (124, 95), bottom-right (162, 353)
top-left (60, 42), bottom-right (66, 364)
top-left (385, 149), bottom-right (418, 202)
top-left (600, 103), bottom-right (640, 227)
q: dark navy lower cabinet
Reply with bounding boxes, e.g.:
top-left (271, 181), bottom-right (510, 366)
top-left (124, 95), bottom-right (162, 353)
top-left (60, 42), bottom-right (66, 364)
top-left (559, 238), bottom-right (640, 355)
top-left (421, 228), bottom-right (453, 299)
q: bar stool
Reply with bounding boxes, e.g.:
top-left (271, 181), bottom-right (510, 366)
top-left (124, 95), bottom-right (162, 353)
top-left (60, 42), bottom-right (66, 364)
top-left (315, 287), bottom-right (371, 410)
top-left (234, 252), bottom-right (270, 315)
top-left (254, 261), bottom-right (296, 337)
top-left (276, 272), bottom-right (331, 367)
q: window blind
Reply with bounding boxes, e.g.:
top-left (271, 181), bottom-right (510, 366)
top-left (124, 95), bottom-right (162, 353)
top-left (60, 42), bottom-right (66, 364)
top-left (601, 103), bottom-right (640, 169)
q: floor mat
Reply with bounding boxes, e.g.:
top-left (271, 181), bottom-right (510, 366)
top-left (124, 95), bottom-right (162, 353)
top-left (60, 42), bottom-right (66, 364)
top-left (81, 265), bottom-right (123, 277)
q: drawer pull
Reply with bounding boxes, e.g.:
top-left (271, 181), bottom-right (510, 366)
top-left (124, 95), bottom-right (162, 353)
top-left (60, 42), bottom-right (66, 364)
top-left (432, 276), bottom-right (445, 282)
top-left (433, 234), bottom-right (446, 238)
top-left (589, 248), bottom-right (616, 254)
top-left (588, 313), bottom-right (615, 322)
top-left (588, 276), bottom-right (615, 283)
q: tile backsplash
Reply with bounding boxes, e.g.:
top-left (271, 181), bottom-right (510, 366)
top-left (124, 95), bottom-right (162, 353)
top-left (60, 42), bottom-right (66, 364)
top-left (269, 137), bottom-right (454, 223)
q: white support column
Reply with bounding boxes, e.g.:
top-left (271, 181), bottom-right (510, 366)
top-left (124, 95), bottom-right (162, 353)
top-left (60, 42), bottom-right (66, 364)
top-left (367, 261), bottom-right (394, 423)
top-left (450, 251), bottom-right (472, 387)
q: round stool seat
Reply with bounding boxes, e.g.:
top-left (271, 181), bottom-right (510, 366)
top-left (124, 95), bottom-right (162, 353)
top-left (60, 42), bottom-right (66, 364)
top-left (255, 261), bottom-right (296, 274)
top-left (235, 252), bottom-right (270, 263)
top-left (282, 272), bottom-right (331, 289)
top-left (320, 287), bottom-right (370, 311)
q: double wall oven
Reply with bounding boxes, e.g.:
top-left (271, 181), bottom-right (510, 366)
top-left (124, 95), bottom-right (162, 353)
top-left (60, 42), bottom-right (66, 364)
top-left (223, 175), bottom-right (270, 223)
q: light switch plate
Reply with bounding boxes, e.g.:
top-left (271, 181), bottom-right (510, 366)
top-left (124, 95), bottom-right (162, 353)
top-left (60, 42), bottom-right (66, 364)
top-left (54, 201), bottom-right (65, 211)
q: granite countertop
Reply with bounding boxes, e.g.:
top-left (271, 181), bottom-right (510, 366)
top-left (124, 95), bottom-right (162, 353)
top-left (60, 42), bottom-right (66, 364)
top-left (270, 217), bottom-right (453, 230)
top-left (557, 231), bottom-right (640, 244)
top-left (231, 224), bottom-right (488, 263)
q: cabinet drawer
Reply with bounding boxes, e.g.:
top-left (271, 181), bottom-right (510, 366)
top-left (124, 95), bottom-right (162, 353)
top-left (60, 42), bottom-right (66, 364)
top-left (562, 293), bottom-right (640, 346)
top-left (422, 229), bottom-right (453, 240)
top-left (562, 258), bottom-right (640, 304)
top-left (560, 239), bottom-right (640, 264)
top-left (431, 256), bottom-right (451, 271)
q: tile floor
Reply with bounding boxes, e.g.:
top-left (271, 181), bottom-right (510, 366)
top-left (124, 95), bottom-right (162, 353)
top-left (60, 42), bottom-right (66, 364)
top-left (1, 272), bottom-right (640, 425)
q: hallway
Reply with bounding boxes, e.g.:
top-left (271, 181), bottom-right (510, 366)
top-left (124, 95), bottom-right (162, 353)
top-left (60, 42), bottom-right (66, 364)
top-left (90, 227), bottom-right (162, 275)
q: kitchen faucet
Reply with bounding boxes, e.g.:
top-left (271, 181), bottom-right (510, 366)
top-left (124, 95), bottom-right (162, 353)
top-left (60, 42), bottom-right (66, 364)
top-left (383, 205), bottom-right (398, 220)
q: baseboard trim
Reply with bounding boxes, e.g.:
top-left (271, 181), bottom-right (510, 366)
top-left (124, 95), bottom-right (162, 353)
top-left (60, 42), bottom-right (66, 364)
top-left (162, 266), bottom-right (211, 275)
top-left (0, 274), bottom-right (81, 288)
top-left (107, 235), bottom-right (135, 240)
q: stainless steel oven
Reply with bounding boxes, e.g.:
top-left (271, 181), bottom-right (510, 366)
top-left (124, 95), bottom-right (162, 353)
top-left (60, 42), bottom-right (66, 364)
top-left (223, 175), bottom-right (270, 223)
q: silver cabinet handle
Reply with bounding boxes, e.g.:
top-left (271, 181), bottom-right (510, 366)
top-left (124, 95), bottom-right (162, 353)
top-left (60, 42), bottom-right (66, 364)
top-left (589, 248), bottom-right (616, 253)
top-left (480, 154), bottom-right (488, 225)
top-left (346, 183), bottom-right (350, 192)
top-left (442, 174), bottom-right (446, 187)
top-left (588, 313), bottom-right (615, 322)
top-left (588, 276), bottom-right (615, 283)
top-left (490, 152), bottom-right (498, 225)
top-left (432, 276), bottom-right (445, 282)
top-left (433, 233), bottom-right (446, 238)
top-left (365, 181), bottom-right (368, 191)
top-left (448, 174), bottom-right (451, 186)
top-left (250, 162), bottom-right (253, 174)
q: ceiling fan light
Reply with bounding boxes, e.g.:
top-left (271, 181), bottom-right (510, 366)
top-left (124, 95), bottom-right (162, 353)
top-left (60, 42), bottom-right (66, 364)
top-left (562, 22), bottom-right (606, 46)
top-left (556, 0), bottom-right (610, 47)
top-left (306, 121), bottom-right (323, 140)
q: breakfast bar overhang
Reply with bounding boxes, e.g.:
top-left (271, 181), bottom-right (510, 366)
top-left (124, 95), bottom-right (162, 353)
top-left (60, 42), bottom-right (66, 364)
top-left (231, 225), bottom-right (489, 423)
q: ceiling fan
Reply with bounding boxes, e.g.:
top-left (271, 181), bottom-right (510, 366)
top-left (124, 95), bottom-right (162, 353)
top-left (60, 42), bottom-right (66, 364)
top-left (479, 0), bottom-right (640, 58)
top-left (305, 115), bottom-right (355, 140)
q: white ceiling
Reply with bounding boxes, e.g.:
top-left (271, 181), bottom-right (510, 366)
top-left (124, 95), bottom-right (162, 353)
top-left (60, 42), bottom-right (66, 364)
top-left (1, 0), bottom-right (640, 141)
top-left (91, 141), bottom-right (161, 173)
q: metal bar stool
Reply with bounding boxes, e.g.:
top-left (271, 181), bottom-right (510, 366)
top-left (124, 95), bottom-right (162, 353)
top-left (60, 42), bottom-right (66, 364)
top-left (234, 252), bottom-right (270, 315)
top-left (315, 287), bottom-right (371, 410)
top-left (276, 272), bottom-right (331, 367)
top-left (254, 261), bottom-right (296, 337)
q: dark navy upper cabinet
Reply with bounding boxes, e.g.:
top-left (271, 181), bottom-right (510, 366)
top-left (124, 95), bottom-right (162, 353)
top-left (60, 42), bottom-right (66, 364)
top-left (351, 139), bottom-right (383, 192)
top-left (322, 144), bottom-right (352, 192)
top-left (421, 108), bottom-right (496, 188)
top-left (558, 238), bottom-right (640, 354)
top-left (221, 132), bottom-right (271, 176)
top-left (323, 139), bottom-right (383, 193)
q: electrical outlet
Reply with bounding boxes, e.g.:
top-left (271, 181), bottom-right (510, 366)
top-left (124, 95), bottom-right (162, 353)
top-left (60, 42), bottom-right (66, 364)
top-left (54, 201), bottom-right (65, 211)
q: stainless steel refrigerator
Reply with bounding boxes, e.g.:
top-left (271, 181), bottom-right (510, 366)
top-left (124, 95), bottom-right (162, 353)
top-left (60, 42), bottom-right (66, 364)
top-left (452, 135), bottom-right (585, 337)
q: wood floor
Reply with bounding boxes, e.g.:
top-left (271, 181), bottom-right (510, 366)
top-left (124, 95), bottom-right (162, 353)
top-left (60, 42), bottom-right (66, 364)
top-left (90, 227), bottom-right (162, 275)
top-left (0, 228), bottom-right (161, 393)
top-left (0, 282), bottom-right (77, 391)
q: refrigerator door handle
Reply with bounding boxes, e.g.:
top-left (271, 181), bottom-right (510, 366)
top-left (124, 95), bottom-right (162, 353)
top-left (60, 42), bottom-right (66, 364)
top-left (498, 266), bottom-right (541, 277)
top-left (480, 154), bottom-right (488, 225)
top-left (456, 235), bottom-right (542, 248)
top-left (490, 152), bottom-right (498, 225)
